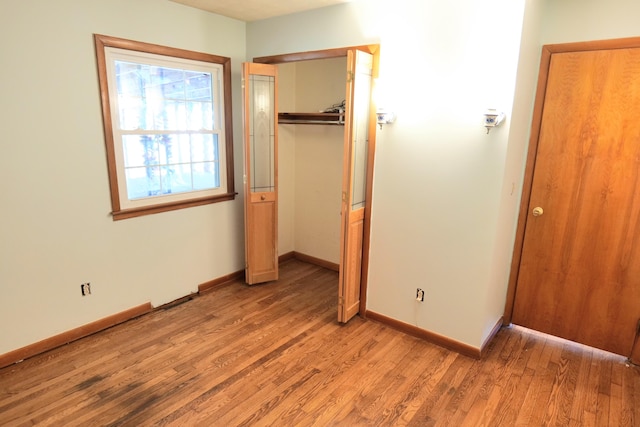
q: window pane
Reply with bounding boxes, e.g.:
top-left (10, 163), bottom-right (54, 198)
top-left (153, 99), bottom-right (185, 130)
top-left (154, 67), bottom-right (185, 99)
top-left (156, 134), bottom-right (183, 165)
top-left (193, 162), bottom-right (219, 190)
top-left (118, 95), bottom-right (144, 130)
top-left (248, 74), bottom-right (275, 193)
top-left (123, 133), bottom-right (219, 200)
top-left (123, 135), bottom-right (159, 167)
top-left (115, 61), bottom-right (214, 132)
top-left (187, 101), bottom-right (213, 129)
top-left (351, 55), bottom-right (372, 211)
top-left (116, 61), bottom-right (146, 130)
top-left (185, 71), bottom-right (212, 101)
top-left (191, 134), bottom-right (218, 162)
top-left (163, 163), bottom-right (193, 194)
top-left (126, 166), bottom-right (161, 199)
top-left (116, 62), bottom-right (144, 97)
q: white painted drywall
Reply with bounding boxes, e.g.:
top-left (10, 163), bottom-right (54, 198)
top-left (541, 0), bottom-right (640, 44)
top-left (5, 0), bottom-right (637, 357)
top-left (292, 58), bottom-right (346, 264)
top-left (249, 0), bottom-right (530, 348)
top-left (0, 0), bottom-right (246, 355)
top-left (277, 63), bottom-right (297, 256)
top-left (481, 0), bottom-right (545, 343)
top-left (276, 58), bottom-right (346, 264)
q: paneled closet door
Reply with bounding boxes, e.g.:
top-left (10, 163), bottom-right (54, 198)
top-left (243, 63), bottom-right (278, 285)
top-left (338, 49), bottom-right (373, 323)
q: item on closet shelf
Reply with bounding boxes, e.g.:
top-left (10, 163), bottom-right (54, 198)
top-left (320, 100), bottom-right (346, 113)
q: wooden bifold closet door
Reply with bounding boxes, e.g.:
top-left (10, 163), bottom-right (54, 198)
top-left (338, 49), bottom-right (374, 323)
top-left (242, 62), bottom-right (278, 285)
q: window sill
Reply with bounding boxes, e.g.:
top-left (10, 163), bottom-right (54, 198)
top-left (112, 192), bottom-right (236, 220)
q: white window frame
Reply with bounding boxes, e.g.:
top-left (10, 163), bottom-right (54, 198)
top-left (94, 34), bottom-right (235, 220)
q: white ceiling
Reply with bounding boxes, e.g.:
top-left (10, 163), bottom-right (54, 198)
top-left (170, 0), bottom-right (354, 22)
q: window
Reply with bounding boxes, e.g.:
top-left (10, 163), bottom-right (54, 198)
top-left (94, 34), bottom-right (235, 220)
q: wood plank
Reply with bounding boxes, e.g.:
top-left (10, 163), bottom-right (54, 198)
top-left (0, 260), bottom-right (637, 426)
top-left (569, 343), bottom-right (594, 425)
top-left (0, 302), bottom-right (151, 369)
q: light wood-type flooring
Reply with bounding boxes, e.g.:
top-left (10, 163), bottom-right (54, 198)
top-left (1, 259), bottom-right (638, 426)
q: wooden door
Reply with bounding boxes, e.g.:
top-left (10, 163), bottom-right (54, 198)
top-left (512, 44), bottom-right (640, 361)
top-left (338, 49), bottom-right (374, 323)
top-left (243, 63), bottom-right (278, 285)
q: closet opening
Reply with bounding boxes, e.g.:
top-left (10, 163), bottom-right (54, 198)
top-left (247, 45), bottom-right (379, 322)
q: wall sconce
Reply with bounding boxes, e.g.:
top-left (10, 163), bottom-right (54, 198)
top-left (376, 108), bottom-right (396, 129)
top-left (483, 109), bottom-right (505, 134)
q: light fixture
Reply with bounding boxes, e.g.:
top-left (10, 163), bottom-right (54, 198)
top-left (483, 108), bottom-right (505, 134)
top-left (376, 108), bottom-right (396, 129)
top-left (373, 76), bottom-right (395, 130)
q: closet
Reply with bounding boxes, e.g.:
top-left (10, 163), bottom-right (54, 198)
top-left (277, 57), bottom-right (348, 268)
top-left (244, 46), bottom-right (377, 322)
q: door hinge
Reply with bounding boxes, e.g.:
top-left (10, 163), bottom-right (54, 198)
top-left (346, 70), bottom-right (354, 83)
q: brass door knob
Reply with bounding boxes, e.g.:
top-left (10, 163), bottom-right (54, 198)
top-left (532, 207), bottom-right (544, 217)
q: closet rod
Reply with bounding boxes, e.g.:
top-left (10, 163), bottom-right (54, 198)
top-left (278, 119), bottom-right (344, 125)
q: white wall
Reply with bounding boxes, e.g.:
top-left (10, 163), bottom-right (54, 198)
top-left (292, 58), bottom-right (346, 264)
top-left (277, 58), bottom-right (345, 264)
top-left (293, 124), bottom-right (343, 264)
top-left (0, 0), bottom-right (246, 355)
top-left (249, 0), bottom-right (530, 348)
top-left (482, 0), bottom-right (545, 341)
top-left (277, 63), bottom-right (297, 255)
top-left (367, 0), bottom-right (528, 348)
top-left (7, 0), bottom-right (636, 358)
top-left (541, 0), bottom-right (640, 44)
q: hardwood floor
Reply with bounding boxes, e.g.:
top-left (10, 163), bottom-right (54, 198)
top-left (1, 259), bottom-right (638, 426)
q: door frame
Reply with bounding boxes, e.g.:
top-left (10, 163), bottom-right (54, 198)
top-left (253, 44), bottom-right (380, 318)
top-left (503, 36), bottom-right (640, 325)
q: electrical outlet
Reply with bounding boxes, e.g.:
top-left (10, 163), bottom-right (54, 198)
top-left (81, 283), bottom-right (91, 296)
top-left (416, 288), bottom-right (424, 302)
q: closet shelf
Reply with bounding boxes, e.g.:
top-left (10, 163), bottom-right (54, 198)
top-left (278, 112), bottom-right (345, 125)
